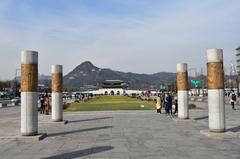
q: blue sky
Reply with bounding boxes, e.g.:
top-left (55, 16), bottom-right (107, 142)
top-left (0, 0), bottom-right (239, 79)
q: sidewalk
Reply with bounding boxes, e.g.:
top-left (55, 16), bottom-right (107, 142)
top-left (0, 102), bottom-right (239, 159)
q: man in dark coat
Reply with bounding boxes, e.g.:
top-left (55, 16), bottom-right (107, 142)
top-left (165, 93), bottom-right (173, 116)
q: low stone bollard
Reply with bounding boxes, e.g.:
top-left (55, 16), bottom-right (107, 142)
top-left (11, 102), bottom-right (20, 106)
top-left (190, 97), bottom-right (196, 101)
top-left (197, 98), bottom-right (203, 102)
top-left (0, 103), bottom-right (7, 108)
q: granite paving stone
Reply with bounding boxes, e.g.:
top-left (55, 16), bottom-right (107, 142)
top-left (0, 102), bottom-right (239, 158)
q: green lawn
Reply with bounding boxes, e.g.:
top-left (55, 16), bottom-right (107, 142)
top-left (67, 96), bottom-right (155, 111)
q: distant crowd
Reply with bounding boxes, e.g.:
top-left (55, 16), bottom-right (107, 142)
top-left (154, 90), bottom-right (239, 116)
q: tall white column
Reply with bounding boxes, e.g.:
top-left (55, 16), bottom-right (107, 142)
top-left (207, 49), bottom-right (225, 132)
top-left (51, 65), bottom-right (63, 122)
top-left (177, 63), bottom-right (189, 119)
top-left (21, 50), bottom-right (38, 136)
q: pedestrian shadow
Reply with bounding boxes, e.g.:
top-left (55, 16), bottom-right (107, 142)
top-left (41, 146), bottom-right (114, 159)
top-left (193, 116), bottom-right (208, 121)
top-left (227, 126), bottom-right (240, 132)
top-left (48, 126), bottom-right (113, 137)
top-left (69, 117), bottom-right (112, 123)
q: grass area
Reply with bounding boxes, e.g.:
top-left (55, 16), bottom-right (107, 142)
top-left (67, 96), bottom-right (155, 111)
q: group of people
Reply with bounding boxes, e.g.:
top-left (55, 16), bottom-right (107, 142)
top-left (39, 93), bottom-right (50, 115)
top-left (155, 93), bottom-right (178, 116)
top-left (155, 90), bottom-right (238, 115)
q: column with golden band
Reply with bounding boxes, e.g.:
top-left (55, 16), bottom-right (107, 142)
top-left (207, 49), bottom-right (225, 132)
top-left (177, 63), bottom-right (189, 119)
top-left (51, 65), bottom-right (63, 122)
top-left (21, 50), bottom-right (38, 136)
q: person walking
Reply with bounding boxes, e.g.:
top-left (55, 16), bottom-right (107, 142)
top-left (44, 93), bottom-right (50, 115)
top-left (160, 93), bottom-right (165, 105)
top-left (230, 90), bottom-right (237, 110)
top-left (164, 93), bottom-right (168, 114)
top-left (40, 95), bottom-right (45, 114)
top-left (173, 99), bottom-right (178, 115)
top-left (165, 93), bottom-right (173, 116)
top-left (154, 99), bottom-right (158, 113)
top-left (155, 95), bottom-right (162, 114)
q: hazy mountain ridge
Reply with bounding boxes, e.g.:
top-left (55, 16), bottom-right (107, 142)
top-left (63, 61), bottom-right (176, 90)
top-left (14, 61), bottom-right (236, 90)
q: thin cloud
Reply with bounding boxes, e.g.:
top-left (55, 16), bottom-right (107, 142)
top-left (0, 0), bottom-right (239, 80)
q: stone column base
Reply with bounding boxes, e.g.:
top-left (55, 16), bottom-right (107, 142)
top-left (39, 120), bottom-right (68, 125)
top-left (0, 133), bottom-right (47, 141)
top-left (200, 130), bottom-right (238, 139)
top-left (172, 118), bottom-right (196, 122)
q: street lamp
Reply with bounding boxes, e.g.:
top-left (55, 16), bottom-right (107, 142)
top-left (14, 68), bottom-right (20, 97)
top-left (188, 68), bottom-right (198, 78)
top-left (188, 68), bottom-right (201, 96)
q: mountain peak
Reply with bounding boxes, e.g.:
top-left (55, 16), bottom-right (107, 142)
top-left (81, 61), bottom-right (94, 66)
top-left (63, 61), bottom-right (177, 90)
top-left (67, 61), bottom-right (100, 79)
top-left (77, 61), bottom-right (99, 70)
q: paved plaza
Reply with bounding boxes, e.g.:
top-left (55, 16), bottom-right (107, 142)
top-left (0, 102), bottom-right (240, 159)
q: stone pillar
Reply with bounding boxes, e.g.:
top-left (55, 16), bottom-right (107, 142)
top-left (21, 50), bottom-right (38, 136)
top-left (51, 65), bottom-right (63, 122)
top-left (207, 49), bottom-right (225, 132)
top-left (177, 63), bottom-right (189, 119)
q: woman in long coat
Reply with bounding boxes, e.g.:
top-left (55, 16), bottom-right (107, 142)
top-left (156, 95), bottom-right (162, 114)
top-left (44, 93), bottom-right (50, 115)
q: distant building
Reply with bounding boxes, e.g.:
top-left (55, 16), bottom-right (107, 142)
top-left (84, 80), bottom-right (128, 95)
top-left (82, 85), bottom-right (98, 91)
top-left (236, 46), bottom-right (240, 93)
top-left (236, 46), bottom-right (240, 74)
top-left (83, 80), bottom-right (150, 96)
top-left (99, 80), bottom-right (128, 95)
top-left (102, 80), bottom-right (128, 89)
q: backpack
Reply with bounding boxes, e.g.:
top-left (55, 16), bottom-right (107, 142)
top-left (232, 94), bottom-right (236, 101)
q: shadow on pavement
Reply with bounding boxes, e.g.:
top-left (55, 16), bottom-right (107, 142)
top-left (194, 116), bottom-right (208, 121)
top-left (69, 117), bottom-right (112, 123)
top-left (41, 146), bottom-right (114, 159)
top-left (48, 126), bottom-right (113, 137)
top-left (227, 126), bottom-right (240, 132)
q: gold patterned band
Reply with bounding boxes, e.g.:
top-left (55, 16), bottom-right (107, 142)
top-left (207, 62), bottom-right (224, 89)
top-left (21, 64), bottom-right (38, 92)
top-left (52, 73), bottom-right (63, 92)
top-left (177, 72), bottom-right (188, 90)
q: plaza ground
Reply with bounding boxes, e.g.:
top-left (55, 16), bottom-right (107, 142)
top-left (0, 102), bottom-right (240, 159)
